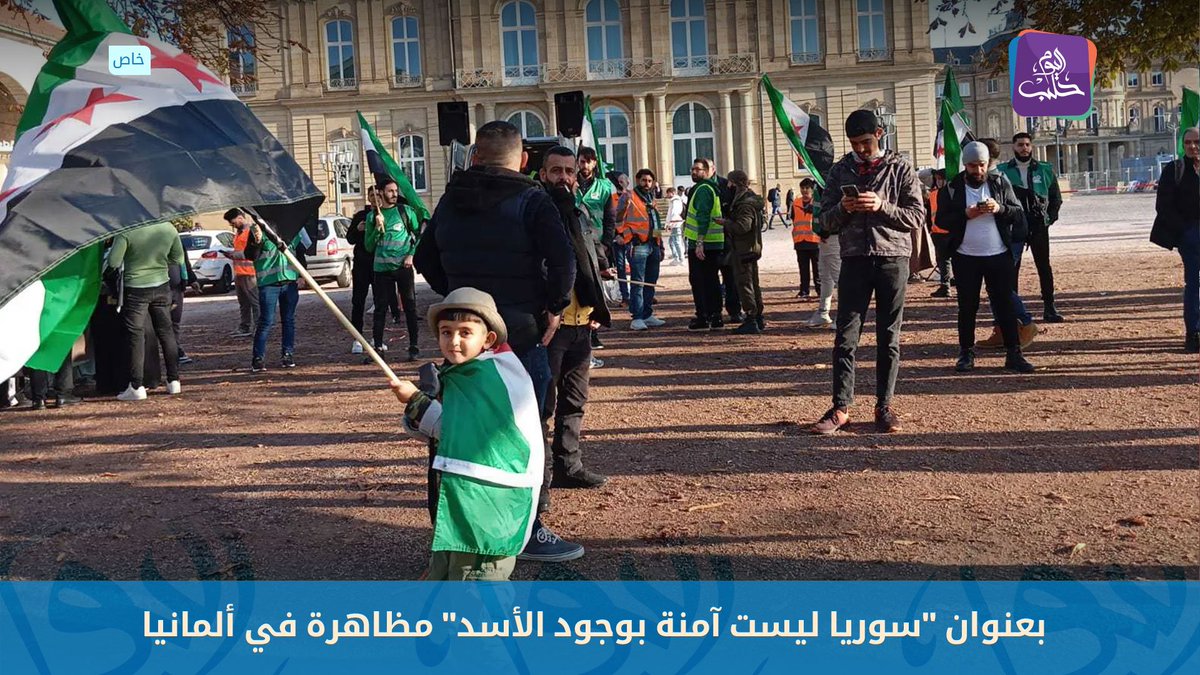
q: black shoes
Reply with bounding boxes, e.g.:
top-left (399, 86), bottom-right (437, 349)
top-left (732, 319), bottom-right (761, 335)
top-left (281, 352), bottom-right (296, 368)
top-left (955, 348), bottom-right (976, 372)
top-left (728, 311), bottom-right (745, 324)
top-left (29, 399), bottom-right (46, 411)
top-left (709, 317), bottom-right (726, 330)
top-left (756, 315), bottom-right (766, 331)
top-left (407, 345), bottom-right (421, 362)
top-left (251, 356), bottom-right (266, 372)
top-left (54, 395), bottom-right (81, 407)
top-left (1004, 350), bottom-right (1036, 373)
top-left (550, 469), bottom-right (608, 489)
top-left (518, 518), bottom-right (585, 562)
top-left (687, 317), bottom-right (709, 332)
top-left (1043, 304), bottom-right (1065, 323)
top-left (591, 332), bottom-right (605, 349)
top-left (931, 285), bottom-right (950, 298)
top-left (1186, 333), bottom-right (1199, 354)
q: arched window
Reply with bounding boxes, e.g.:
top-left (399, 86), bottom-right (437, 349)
top-left (391, 16), bottom-right (421, 85)
top-left (670, 0), bottom-right (708, 75)
top-left (330, 139), bottom-right (361, 196)
top-left (506, 110), bottom-right (546, 138)
top-left (1153, 105), bottom-right (1166, 133)
top-left (396, 134), bottom-right (427, 192)
top-left (586, 0), bottom-right (624, 79)
top-left (788, 0), bottom-right (820, 64)
top-left (501, 1), bottom-right (540, 85)
top-left (325, 20), bottom-right (356, 89)
top-left (593, 106), bottom-right (630, 176)
top-left (672, 102), bottom-right (715, 186)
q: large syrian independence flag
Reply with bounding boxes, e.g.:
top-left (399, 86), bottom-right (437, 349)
top-left (356, 111), bottom-right (430, 220)
top-left (0, 0), bottom-right (323, 381)
top-left (762, 75), bottom-right (834, 188)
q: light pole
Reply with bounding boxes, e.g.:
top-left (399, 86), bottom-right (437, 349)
top-left (875, 105), bottom-right (897, 152)
top-left (1054, 118), bottom-right (1073, 174)
top-left (1164, 109), bottom-right (1182, 159)
top-left (319, 150), bottom-right (357, 215)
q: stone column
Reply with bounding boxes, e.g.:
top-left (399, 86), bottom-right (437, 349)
top-left (635, 95), bottom-right (649, 171)
top-left (718, 90), bottom-right (735, 174)
top-left (655, 94), bottom-right (671, 183)
top-left (741, 89), bottom-right (759, 184)
top-left (546, 94), bottom-right (558, 137)
top-left (483, 101), bottom-right (497, 125)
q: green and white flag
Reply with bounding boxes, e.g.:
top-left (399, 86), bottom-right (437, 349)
top-left (1177, 87), bottom-right (1199, 158)
top-left (936, 67), bottom-right (973, 178)
top-left (357, 111), bottom-right (430, 221)
top-left (579, 94), bottom-right (612, 175)
top-left (429, 346), bottom-right (543, 556)
top-left (762, 75), bottom-right (835, 188)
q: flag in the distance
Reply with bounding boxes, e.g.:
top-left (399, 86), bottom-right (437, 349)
top-left (1177, 87), bottom-right (1199, 157)
top-left (579, 95), bottom-right (612, 175)
top-left (762, 75), bottom-right (835, 188)
top-left (935, 67), bottom-right (973, 172)
top-left (0, 0), bottom-right (324, 381)
top-left (356, 111), bottom-right (430, 221)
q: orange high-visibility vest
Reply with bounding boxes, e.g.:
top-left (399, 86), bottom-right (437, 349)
top-left (232, 228), bottom-right (256, 276)
top-left (616, 192), bottom-right (653, 245)
top-left (791, 199), bottom-right (819, 244)
top-left (929, 187), bottom-right (948, 234)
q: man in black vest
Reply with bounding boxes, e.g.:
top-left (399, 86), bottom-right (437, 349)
top-left (415, 120), bottom-right (582, 563)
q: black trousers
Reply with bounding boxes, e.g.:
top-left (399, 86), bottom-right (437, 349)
top-left (687, 245), bottom-right (723, 321)
top-left (545, 324), bottom-right (593, 484)
top-left (953, 252), bottom-right (1020, 351)
top-left (29, 357), bottom-right (72, 402)
top-left (350, 256), bottom-right (373, 335)
top-left (1022, 226), bottom-right (1056, 304)
top-left (123, 284), bottom-right (179, 389)
top-left (170, 284), bottom-right (186, 357)
top-left (832, 256), bottom-right (908, 409)
top-left (796, 246), bottom-right (821, 295)
top-left (721, 262), bottom-right (742, 317)
top-left (372, 267), bottom-right (418, 348)
top-left (932, 233), bottom-right (953, 286)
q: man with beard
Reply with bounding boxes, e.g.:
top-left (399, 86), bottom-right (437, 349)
top-left (365, 177), bottom-right (423, 361)
top-left (539, 145), bottom-right (615, 491)
top-left (1151, 127), bottom-right (1200, 353)
top-left (415, 120), bottom-right (582, 562)
top-left (999, 132), bottom-right (1064, 322)
top-left (936, 142), bottom-right (1036, 373)
top-left (683, 158), bottom-right (727, 331)
top-left (616, 168), bottom-right (666, 330)
top-left (810, 111), bottom-right (925, 435)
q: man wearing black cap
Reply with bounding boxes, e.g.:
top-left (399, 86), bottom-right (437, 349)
top-left (810, 110), bottom-right (926, 435)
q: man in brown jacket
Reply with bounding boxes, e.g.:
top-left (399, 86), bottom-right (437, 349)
top-left (810, 110), bottom-right (926, 434)
top-left (718, 170), bottom-right (766, 334)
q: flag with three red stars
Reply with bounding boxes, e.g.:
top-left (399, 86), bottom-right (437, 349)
top-left (0, 0), bottom-right (323, 380)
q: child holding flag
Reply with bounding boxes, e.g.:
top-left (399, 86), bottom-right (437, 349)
top-left (391, 288), bottom-right (543, 581)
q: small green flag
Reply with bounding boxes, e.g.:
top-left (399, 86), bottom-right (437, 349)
top-left (1177, 87), bottom-right (1199, 158)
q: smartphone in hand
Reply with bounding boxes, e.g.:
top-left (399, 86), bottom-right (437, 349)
top-left (841, 185), bottom-right (861, 199)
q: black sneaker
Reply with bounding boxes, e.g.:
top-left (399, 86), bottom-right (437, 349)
top-left (591, 332), bottom-right (605, 349)
top-left (407, 345), bottom-right (421, 362)
top-left (732, 319), bottom-right (761, 335)
top-left (251, 357), bottom-right (266, 373)
top-left (281, 353), bottom-right (296, 368)
top-left (178, 354), bottom-right (194, 365)
top-left (709, 317), bottom-right (726, 330)
top-left (687, 317), bottom-right (709, 332)
top-left (756, 315), bottom-right (766, 331)
top-left (518, 519), bottom-right (585, 562)
top-left (1043, 306), bottom-right (1065, 323)
top-left (54, 395), bottom-right (82, 408)
top-left (551, 469), bottom-right (608, 489)
top-left (955, 348), bottom-right (975, 372)
top-left (1187, 333), bottom-right (1200, 354)
top-left (29, 399), bottom-right (46, 411)
top-left (931, 285), bottom-right (950, 298)
top-left (728, 311), bottom-right (745, 324)
top-left (1004, 350), bottom-right (1036, 374)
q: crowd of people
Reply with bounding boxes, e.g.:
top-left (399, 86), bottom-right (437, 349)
top-left (4, 111), bottom-right (1198, 583)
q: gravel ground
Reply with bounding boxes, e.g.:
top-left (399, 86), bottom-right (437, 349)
top-left (1, 193), bottom-right (1196, 582)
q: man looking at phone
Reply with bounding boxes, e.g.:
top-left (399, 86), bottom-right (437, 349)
top-left (810, 110), bottom-right (925, 435)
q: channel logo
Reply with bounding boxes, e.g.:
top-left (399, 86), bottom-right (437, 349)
top-left (1009, 30), bottom-right (1096, 119)
top-left (108, 45), bottom-right (152, 76)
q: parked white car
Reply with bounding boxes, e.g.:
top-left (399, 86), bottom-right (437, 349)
top-left (305, 215), bottom-right (354, 288)
top-left (180, 230), bottom-right (235, 293)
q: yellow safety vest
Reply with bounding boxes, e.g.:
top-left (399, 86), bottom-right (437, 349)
top-left (683, 183), bottom-right (724, 245)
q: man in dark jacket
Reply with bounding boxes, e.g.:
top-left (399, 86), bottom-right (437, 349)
top-left (1151, 126), bottom-right (1200, 353)
top-left (347, 188), bottom-right (382, 354)
top-left (810, 110), bottom-right (925, 435)
top-left (719, 170), bottom-right (765, 334)
top-left (414, 120), bottom-right (582, 562)
top-left (999, 131), bottom-right (1065, 322)
top-left (936, 142), bottom-right (1035, 373)
top-left (540, 145), bottom-right (614, 493)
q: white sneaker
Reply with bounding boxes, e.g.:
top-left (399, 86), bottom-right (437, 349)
top-left (590, 356), bottom-right (604, 369)
top-left (805, 312), bottom-right (833, 328)
top-left (351, 341), bottom-right (363, 354)
top-left (643, 316), bottom-right (666, 328)
top-left (117, 385), bottom-right (147, 401)
top-left (374, 342), bottom-right (388, 352)
top-left (630, 319), bottom-right (648, 331)
top-left (166, 380), bottom-right (182, 395)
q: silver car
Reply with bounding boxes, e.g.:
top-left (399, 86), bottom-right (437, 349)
top-left (179, 230), bottom-right (235, 293)
top-left (303, 216), bottom-right (354, 288)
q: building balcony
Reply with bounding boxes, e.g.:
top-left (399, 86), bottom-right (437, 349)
top-left (327, 77), bottom-right (357, 91)
top-left (455, 69), bottom-right (497, 89)
top-left (502, 65), bottom-right (543, 87)
top-left (670, 53), bottom-right (757, 77)
top-left (539, 59), bottom-right (665, 84)
top-left (230, 80), bottom-right (257, 96)
top-left (789, 51), bottom-right (823, 66)
top-left (393, 72), bottom-right (422, 88)
top-left (857, 48), bottom-right (892, 62)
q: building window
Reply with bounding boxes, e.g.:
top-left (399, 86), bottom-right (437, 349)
top-left (325, 20), bottom-right (356, 89)
top-left (501, 1), bottom-right (540, 85)
top-left (1153, 105), bottom-right (1166, 133)
top-left (670, 0), bottom-right (709, 75)
top-left (789, 0), bottom-right (820, 64)
top-left (959, 81), bottom-right (971, 98)
top-left (672, 102), bottom-right (715, 186)
top-left (331, 139), bottom-right (361, 197)
top-left (227, 26), bottom-right (257, 94)
top-left (1087, 110), bottom-right (1099, 132)
top-left (585, 0), bottom-right (624, 79)
top-left (593, 106), bottom-right (630, 177)
top-left (506, 110), bottom-right (546, 138)
top-left (1126, 72), bottom-right (1139, 88)
top-left (1151, 71), bottom-right (1164, 86)
top-left (391, 16), bottom-right (421, 85)
top-left (856, 0), bottom-right (888, 60)
top-left (987, 113), bottom-right (1000, 139)
top-left (986, 78), bottom-right (998, 94)
top-left (396, 134), bottom-right (427, 192)
top-left (1025, 117), bottom-right (1038, 134)
top-left (1128, 106), bottom-right (1140, 123)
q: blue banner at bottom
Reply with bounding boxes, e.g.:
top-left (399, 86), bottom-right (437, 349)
top-left (1, 581), bottom-right (1197, 674)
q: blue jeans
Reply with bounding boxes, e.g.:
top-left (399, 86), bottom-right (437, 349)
top-left (668, 230), bottom-right (684, 261)
top-left (253, 282), bottom-right (298, 359)
top-left (990, 241), bottom-right (1033, 326)
top-left (1180, 226), bottom-right (1200, 333)
top-left (611, 241), bottom-right (630, 301)
top-left (629, 242), bottom-right (661, 320)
